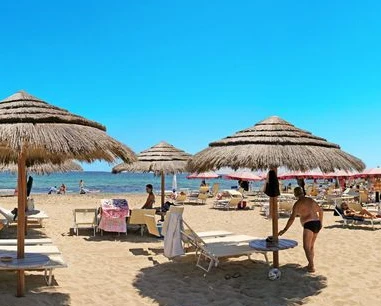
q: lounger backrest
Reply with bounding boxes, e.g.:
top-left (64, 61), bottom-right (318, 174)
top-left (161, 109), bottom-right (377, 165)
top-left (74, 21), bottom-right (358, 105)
top-left (144, 214), bottom-right (161, 237)
top-left (176, 194), bottom-right (187, 202)
top-left (74, 208), bottom-right (97, 225)
top-left (0, 207), bottom-right (14, 222)
top-left (169, 206), bottom-right (184, 215)
top-left (348, 202), bottom-right (363, 211)
top-left (278, 201), bottom-right (293, 212)
top-left (181, 220), bottom-right (207, 247)
top-left (199, 186), bottom-right (209, 194)
top-left (129, 209), bottom-right (156, 225)
top-left (229, 197), bottom-right (242, 208)
top-left (198, 193), bottom-right (208, 201)
top-left (359, 191), bottom-right (368, 203)
top-left (211, 183), bottom-right (219, 196)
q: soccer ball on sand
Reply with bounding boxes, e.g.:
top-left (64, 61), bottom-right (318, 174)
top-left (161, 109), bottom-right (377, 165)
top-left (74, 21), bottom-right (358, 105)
top-left (268, 268), bottom-right (281, 281)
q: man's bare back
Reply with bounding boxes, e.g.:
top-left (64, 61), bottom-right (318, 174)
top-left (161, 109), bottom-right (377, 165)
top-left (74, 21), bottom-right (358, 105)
top-left (279, 187), bottom-right (323, 273)
top-left (293, 197), bottom-right (322, 225)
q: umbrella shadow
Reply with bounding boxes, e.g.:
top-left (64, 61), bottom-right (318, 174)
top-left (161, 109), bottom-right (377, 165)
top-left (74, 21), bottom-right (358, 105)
top-left (133, 258), bottom-right (327, 306)
top-left (0, 272), bottom-right (70, 305)
top-left (0, 226), bottom-right (48, 239)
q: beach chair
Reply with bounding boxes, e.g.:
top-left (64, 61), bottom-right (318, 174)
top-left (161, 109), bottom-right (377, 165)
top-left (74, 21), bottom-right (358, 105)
top-left (278, 201), bottom-right (294, 216)
top-left (128, 209), bottom-right (156, 236)
top-left (180, 220), bottom-right (269, 273)
top-left (238, 187), bottom-right (248, 198)
top-left (210, 183), bottom-right (219, 198)
top-left (0, 206), bottom-right (48, 227)
top-left (359, 191), bottom-right (369, 204)
top-left (199, 186), bottom-right (209, 194)
top-left (214, 197), bottom-right (242, 210)
top-left (0, 238), bottom-right (52, 246)
top-left (334, 206), bottom-right (381, 230)
top-left (174, 193), bottom-right (187, 205)
top-left (144, 214), bottom-right (162, 238)
top-left (0, 245), bottom-right (61, 255)
top-left (73, 208), bottom-right (98, 236)
top-left (0, 245), bottom-right (67, 286)
top-left (188, 192), bottom-right (208, 205)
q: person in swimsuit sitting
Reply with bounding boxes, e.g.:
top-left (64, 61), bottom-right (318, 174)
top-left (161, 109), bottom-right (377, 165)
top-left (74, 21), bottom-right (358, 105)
top-left (341, 202), bottom-right (377, 219)
top-left (141, 184), bottom-right (155, 209)
top-left (279, 186), bottom-right (323, 273)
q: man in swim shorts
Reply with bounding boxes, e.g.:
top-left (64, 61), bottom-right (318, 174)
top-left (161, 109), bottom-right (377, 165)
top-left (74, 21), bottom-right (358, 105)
top-left (279, 187), bottom-right (323, 272)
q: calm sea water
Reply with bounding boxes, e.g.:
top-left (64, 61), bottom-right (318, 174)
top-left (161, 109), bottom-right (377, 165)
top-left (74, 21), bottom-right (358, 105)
top-left (0, 172), bottom-right (264, 195)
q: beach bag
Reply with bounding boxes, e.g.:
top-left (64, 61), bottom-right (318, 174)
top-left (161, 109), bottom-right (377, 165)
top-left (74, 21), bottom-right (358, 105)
top-left (264, 170), bottom-right (280, 197)
top-left (27, 198), bottom-right (35, 211)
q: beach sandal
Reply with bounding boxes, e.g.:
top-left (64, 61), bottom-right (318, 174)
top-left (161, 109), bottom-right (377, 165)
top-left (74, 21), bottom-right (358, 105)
top-left (224, 274), bottom-right (231, 280)
top-left (232, 272), bottom-right (241, 278)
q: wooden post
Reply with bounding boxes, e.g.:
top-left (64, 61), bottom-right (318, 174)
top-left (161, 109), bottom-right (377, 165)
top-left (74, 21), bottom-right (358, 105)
top-left (271, 196), bottom-right (279, 268)
top-left (161, 171), bottom-right (165, 208)
top-left (268, 167), bottom-right (279, 269)
top-left (17, 149), bottom-right (27, 297)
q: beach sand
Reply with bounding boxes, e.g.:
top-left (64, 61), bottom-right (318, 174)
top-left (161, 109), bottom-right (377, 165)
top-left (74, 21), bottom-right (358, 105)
top-left (0, 193), bottom-right (380, 306)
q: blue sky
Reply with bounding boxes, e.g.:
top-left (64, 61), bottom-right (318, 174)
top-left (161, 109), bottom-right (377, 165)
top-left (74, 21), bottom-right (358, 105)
top-left (0, 1), bottom-right (380, 171)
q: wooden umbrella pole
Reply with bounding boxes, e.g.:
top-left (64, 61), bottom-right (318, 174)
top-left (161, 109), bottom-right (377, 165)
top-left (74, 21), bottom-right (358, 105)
top-left (270, 167), bottom-right (279, 269)
top-left (271, 196), bottom-right (279, 268)
top-left (161, 171), bottom-right (165, 208)
top-left (16, 149), bottom-right (27, 297)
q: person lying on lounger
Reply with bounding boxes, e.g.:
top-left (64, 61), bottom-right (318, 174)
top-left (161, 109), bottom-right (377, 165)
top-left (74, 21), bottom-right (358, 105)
top-left (341, 202), bottom-right (377, 219)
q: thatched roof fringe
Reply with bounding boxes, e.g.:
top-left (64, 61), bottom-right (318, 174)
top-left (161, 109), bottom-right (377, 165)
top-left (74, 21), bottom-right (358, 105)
top-left (188, 116), bottom-right (365, 173)
top-left (112, 141), bottom-right (192, 174)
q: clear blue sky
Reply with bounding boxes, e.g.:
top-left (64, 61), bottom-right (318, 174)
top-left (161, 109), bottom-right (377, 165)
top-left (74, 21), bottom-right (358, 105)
top-left (1, 1), bottom-right (380, 171)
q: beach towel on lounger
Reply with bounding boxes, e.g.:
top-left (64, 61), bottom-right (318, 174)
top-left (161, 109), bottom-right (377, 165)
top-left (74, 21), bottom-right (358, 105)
top-left (163, 212), bottom-right (184, 258)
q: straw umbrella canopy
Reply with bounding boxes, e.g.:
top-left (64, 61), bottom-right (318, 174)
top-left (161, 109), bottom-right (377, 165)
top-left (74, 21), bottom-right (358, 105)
top-left (189, 116), bottom-right (365, 269)
top-left (0, 91), bottom-right (136, 296)
top-left (112, 141), bottom-right (192, 206)
top-left (0, 160), bottom-right (83, 175)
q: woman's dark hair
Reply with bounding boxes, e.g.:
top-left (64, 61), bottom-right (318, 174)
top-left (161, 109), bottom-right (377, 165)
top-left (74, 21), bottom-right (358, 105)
top-left (146, 184), bottom-right (153, 190)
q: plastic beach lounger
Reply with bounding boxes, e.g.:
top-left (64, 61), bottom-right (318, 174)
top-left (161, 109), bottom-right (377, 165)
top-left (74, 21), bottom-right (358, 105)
top-left (0, 238), bottom-right (52, 246)
top-left (0, 254), bottom-right (67, 286)
top-left (0, 245), bottom-right (61, 255)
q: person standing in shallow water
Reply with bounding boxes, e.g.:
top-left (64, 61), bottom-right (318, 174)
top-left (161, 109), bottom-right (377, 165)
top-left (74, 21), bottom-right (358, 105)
top-left (79, 180), bottom-right (85, 194)
top-left (278, 187), bottom-right (323, 273)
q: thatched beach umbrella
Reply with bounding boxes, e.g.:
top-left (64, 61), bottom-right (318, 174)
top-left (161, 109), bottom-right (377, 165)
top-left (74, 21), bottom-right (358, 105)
top-left (112, 141), bottom-right (192, 206)
top-left (189, 116), bottom-right (365, 268)
top-left (0, 160), bottom-right (83, 175)
top-left (0, 91), bottom-right (136, 296)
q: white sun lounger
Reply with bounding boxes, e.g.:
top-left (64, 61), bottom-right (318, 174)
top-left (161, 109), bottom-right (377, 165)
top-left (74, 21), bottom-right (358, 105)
top-left (0, 253), bottom-right (67, 286)
top-left (0, 243), bottom-right (67, 286)
top-left (0, 245), bottom-right (61, 255)
top-left (0, 207), bottom-right (49, 227)
top-left (181, 221), bottom-right (269, 273)
top-left (0, 238), bottom-right (53, 246)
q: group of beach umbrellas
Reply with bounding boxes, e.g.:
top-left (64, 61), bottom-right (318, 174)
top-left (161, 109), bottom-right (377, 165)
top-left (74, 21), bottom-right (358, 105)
top-left (0, 90), bottom-right (367, 296)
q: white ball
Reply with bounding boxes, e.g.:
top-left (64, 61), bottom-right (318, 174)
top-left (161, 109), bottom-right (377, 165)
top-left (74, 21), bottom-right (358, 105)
top-left (268, 268), bottom-right (281, 281)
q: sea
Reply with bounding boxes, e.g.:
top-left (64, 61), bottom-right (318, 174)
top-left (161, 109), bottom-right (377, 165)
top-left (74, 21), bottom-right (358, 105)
top-left (0, 172), bottom-right (264, 195)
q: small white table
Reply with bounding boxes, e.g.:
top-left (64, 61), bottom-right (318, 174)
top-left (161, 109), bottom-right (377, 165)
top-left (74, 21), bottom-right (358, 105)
top-left (249, 239), bottom-right (298, 252)
top-left (0, 252), bottom-right (50, 269)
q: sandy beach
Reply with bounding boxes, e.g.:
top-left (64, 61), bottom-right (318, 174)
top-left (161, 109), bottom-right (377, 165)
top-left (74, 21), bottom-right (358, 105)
top-left (0, 193), bottom-right (380, 306)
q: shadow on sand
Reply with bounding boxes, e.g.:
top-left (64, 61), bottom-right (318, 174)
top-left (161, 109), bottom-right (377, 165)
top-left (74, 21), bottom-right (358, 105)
top-left (0, 272), bottom-right (70, 306)
top-left (133, 257), bottom-right (327, 306)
